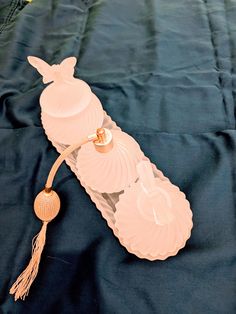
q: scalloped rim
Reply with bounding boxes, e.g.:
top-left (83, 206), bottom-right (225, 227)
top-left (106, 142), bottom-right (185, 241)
top-left (114, 182), bottom-right (193, 260)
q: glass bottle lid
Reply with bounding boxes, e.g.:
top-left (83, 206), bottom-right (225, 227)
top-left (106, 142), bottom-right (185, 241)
top-left (40, 79), bottom-right (92, 118)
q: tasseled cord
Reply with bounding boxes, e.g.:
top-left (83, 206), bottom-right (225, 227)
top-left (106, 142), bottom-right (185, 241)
top-left (9, 186), bottom-right (61, 301)
top-left (9, 137), bottom-right (93, 301)
top-left (10, 221), bottom-right (48, 301)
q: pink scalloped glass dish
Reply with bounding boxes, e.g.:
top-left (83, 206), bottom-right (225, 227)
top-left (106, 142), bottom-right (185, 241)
top-left (114, 161), bottom-right (193, 260)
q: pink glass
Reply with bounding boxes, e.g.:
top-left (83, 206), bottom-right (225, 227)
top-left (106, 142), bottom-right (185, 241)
top-left (28, 56), bottom-right (104, 145)
top-left (114, 161), bottom-right (193, 259)
top-left (28, 56), bottom-right (194, 260)
top-left (76, 130), bottom-right (144, 193)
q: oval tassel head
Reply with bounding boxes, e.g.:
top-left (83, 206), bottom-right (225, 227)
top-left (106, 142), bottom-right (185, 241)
top-left (34, 189), bottom-right (60, 221)
top-left (9, 189), bottom-right (60, 301)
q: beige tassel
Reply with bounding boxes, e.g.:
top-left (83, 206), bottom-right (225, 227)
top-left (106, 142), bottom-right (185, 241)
top-left (10, 221), bottom-right (48, 301)
top-left (9, 136), bottom-right (92, 301)
top-left (9, 189), bottom-right (61, 301)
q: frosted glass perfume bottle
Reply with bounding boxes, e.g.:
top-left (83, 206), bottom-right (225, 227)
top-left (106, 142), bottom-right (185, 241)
top-left (28, 56), bottom-right (104, 145)
top-left (114, 161), bottom-right (193, 259)
top-left (76, 128), bottom-right (144, 193)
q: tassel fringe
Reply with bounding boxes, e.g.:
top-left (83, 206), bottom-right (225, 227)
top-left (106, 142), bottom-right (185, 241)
top-left (9, 221), bottom-right (48, 301)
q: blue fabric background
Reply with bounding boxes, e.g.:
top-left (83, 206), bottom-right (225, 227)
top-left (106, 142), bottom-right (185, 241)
top-left (0, 0), bottom-right (236, 313)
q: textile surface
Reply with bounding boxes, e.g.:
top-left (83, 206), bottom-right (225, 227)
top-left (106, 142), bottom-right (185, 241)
top-left (0, 0), bottom-right (236, 313)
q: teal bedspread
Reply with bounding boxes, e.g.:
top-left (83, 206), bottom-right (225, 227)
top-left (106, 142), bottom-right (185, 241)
top-left (0, 0), bottom-right (236, 313)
